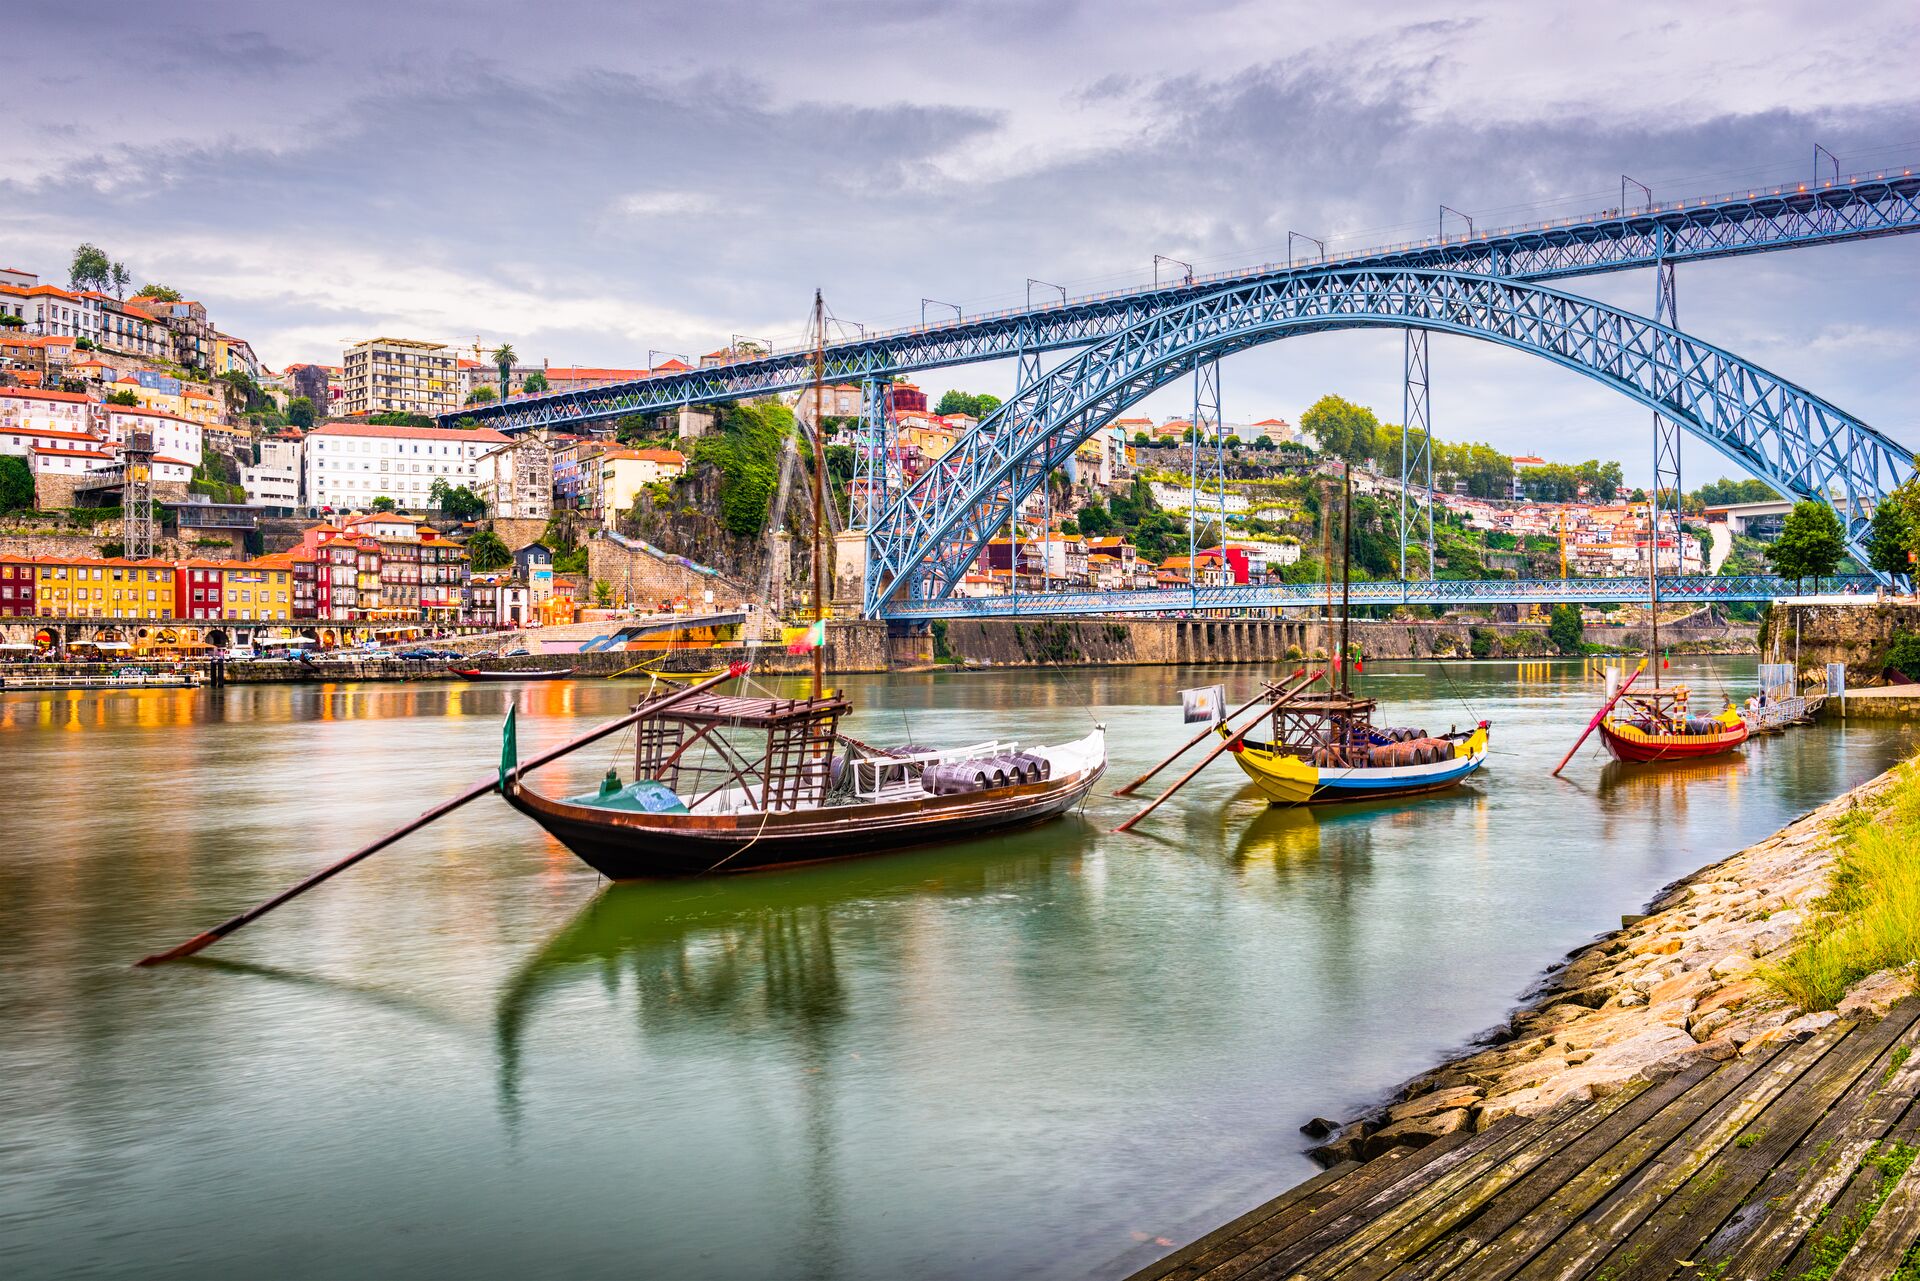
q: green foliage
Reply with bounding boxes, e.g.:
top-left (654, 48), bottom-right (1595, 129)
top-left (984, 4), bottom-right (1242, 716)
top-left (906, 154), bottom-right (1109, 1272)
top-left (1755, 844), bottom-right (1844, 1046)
top-left (1076, 501), bottom-right (1114, 536)
top-left (368, 411), bottom-right (434, 428)
top-left (427, 477), bottom-right (487, 521)
top-left (70, 243), bottom-right (113, 292)
top-left (467, 385), bottom-right (496, 404)
top-left (0, 314), bottom-right (24, 328)
top-left (135, 283), bottom-right (181, 301)
top-left (1519, 459), bottom-right (1624, 503)
top-left (692, 399), bottom-right (790, 537)
top-left (1299, 394), bottom-right (1379, 463)
top-left (824, 443), bottom-right (854, 485)
top-left (1870, 477), bottom-right (1920, 578)
top-left (286, 396), bottom-right (316, 429)
top-left (370, 495), bottom-right (397, 512)
top-left (1693, 476), bottom-right (1777, 507)
top-left (522, 371), bottom-right (549, 394)
top-left (106, 389), bottom-right (140, 406)
top-left (1767, 501), bottom-right (1846, 587)
top-left (1887, 632), bottom-right (1920, 681)
top-left (592, 578), bottom-right (613, 607)
top-left (1760, 765), bottom-right (1920, 1011)
top-left (75, 336), bottom-right (96, 351)
top-left (1132, 431), bottom-right (1150, 447)
top-left (97, 540), bottom-right (126, 558)
top-left (466, 529), bottom-right (512, 571)
top-left (1469, 626), bottom-right (1497, 659)
top-left (0, 456), bottom-right (33, 512)
top-left (1059, 517), bottom-right (1080, 536)
top-left (1547, 604), bottom-right (1585, 654)
top-left (217, 370), bottom-right (274, 414)
top-left (492, 343), bottom-right (516, 398)
top-left (934, 390), bottom-right (1002, 419)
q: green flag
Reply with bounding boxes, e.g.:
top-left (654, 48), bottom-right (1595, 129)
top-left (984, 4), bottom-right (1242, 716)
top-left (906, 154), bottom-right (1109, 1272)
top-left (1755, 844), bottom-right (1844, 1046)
top-left (499, 703), bottom-right (518, 791)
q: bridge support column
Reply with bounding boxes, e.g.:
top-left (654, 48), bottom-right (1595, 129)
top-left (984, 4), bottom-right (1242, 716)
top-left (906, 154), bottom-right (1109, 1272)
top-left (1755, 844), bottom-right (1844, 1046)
top-left (1651, 244), bottom-right (1683, 581)
top-left (1400, 329), bottom-right (1435, 581)
top-left (1190, 359), bottom-right (1225, 566)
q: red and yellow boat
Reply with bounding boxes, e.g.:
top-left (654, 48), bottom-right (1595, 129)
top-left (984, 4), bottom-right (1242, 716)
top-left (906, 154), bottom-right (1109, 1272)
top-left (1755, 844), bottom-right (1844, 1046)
top-left (1597, 683), bottom-right (1747, 763)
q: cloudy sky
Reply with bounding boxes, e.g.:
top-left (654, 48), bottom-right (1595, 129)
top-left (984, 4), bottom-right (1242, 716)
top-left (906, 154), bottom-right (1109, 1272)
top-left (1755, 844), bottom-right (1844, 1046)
top-left (7, 0), bottom-right (1919, 481)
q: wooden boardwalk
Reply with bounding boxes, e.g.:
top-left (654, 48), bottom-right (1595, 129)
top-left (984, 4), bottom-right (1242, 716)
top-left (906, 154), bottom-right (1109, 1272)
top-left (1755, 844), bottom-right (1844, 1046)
top-left (1130, 999), bottom-right (1920, 1280)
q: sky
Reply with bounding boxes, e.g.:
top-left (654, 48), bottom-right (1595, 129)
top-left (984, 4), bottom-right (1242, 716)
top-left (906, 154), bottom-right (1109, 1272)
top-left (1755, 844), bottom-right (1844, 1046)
top-left (6, 0), bottom-right (1919, 483)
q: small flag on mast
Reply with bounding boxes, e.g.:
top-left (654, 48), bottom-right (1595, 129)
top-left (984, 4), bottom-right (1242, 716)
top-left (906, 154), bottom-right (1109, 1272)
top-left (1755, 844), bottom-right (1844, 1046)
top-left (498, 704), bottom-right (518, 791)
top-left (787, 619), bottom-right (828, 654)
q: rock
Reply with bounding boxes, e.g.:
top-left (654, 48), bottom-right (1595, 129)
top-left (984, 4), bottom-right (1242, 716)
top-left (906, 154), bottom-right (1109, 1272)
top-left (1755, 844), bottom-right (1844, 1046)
top-left (1837, 967), bottom-right (1917, 1020)
top-left (1385, 1086), bottom-right (1483, 1124)
top-left (1650, 970), bottom-right (1712, 1006)
top-left (1307, 1120), bottom-right (1371, 1167)
top-left (1693, 979), bottom-right (1768, 1020)
top-left (1783, 1010), bottom-right (1840, 1041)
top-left (1494, 1056), bottom-right (1571, 1094)
top-left (1476, 1080), bottom-right (1595, 1129)
top-left (1364, 1108), bottom-right (1471, 1157)
top-left (1616, 991), bottom-right (1648, 1008)
top-left (1580, 1024), bottom-right (1707, 1081)
top-left (1688, 1007), bottom-right (1734, 1041)
top-left (1299, 1116), bottom-right (1342, 1139)
top-left (1709, 952), bottom-right (1754, 980)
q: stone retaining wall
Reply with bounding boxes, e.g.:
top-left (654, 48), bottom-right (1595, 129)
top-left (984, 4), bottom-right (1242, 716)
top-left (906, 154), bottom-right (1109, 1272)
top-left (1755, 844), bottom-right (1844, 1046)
top-left (1307, 765), bottom-right (1915, 1166)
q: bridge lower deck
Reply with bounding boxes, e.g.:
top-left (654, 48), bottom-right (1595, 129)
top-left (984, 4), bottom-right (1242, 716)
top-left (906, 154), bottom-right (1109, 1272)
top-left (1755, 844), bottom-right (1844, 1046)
top-left (1129, 999), bottom-right (1920, 1280)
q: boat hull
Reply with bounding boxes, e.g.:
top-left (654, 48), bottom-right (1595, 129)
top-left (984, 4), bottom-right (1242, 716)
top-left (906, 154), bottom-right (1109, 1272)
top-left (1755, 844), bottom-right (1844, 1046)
top-left (504, 760), bottom-right (1105, 878)
top-left (1227, 726), bottom-right (1490, 806)
top-left (1598, 717), bottom-right (1748, 763)
top-left (455, 668), bottom-right (572, 681)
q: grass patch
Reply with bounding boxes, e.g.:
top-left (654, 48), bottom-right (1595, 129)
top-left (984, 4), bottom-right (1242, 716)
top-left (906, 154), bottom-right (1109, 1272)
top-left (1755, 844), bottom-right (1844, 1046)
top-left (1759, 763), bottom-right (1920, 1011)
top-left (1882, 1044), bottom-right (1913, 1088)
top-left (1789, 1141), bottom-right (1917, 1280)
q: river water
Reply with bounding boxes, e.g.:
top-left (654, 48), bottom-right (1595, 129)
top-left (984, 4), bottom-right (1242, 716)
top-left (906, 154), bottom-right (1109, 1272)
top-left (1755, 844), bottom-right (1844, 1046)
top-left (2, 659), bottom-right (1914, 1281)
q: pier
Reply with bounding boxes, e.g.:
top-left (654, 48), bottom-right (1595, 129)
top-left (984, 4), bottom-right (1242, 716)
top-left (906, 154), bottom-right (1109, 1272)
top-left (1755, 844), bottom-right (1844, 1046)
top-left (1129, 999), bottom-right (1920, 1280)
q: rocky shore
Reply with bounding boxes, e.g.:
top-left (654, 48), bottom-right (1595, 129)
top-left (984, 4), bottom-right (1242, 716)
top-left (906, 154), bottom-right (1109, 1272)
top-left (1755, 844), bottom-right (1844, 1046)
top-left (1306, 765), bottom-right (1917, 1166)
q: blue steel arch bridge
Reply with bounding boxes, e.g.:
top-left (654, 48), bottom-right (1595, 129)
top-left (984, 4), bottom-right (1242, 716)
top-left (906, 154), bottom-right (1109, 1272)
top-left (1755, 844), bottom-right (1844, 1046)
top-left (444, 161), bottom-right (1920, 620)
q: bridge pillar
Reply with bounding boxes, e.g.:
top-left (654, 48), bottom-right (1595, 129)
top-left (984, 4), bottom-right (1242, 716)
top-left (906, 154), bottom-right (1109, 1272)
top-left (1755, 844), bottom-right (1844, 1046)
top-left (1400, 329), bottom-right (1435, 579)
top-left (1651, 241), bottom-right (1684, 581)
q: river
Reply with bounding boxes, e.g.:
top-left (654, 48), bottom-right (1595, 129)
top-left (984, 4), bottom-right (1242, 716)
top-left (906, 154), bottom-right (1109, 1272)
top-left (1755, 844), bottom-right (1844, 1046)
top-left (2, 659), bottom-right (1914, 1280)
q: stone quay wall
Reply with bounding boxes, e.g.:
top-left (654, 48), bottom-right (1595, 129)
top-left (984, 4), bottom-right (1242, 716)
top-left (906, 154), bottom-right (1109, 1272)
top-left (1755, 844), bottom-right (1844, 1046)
top-left (1764, 600), bottom-right (1920, 684)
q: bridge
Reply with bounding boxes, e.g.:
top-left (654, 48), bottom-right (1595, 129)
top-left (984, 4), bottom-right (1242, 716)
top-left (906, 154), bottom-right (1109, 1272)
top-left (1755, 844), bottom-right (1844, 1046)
top-left (880, 575), bottom-right (1878, 620)
top-left (445, 156), bottom-right (1920, 620)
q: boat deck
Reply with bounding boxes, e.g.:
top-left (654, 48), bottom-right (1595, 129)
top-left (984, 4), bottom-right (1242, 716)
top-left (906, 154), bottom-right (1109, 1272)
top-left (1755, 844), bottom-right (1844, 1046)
top-left (1127, 998), bottom-right (1920, 1280)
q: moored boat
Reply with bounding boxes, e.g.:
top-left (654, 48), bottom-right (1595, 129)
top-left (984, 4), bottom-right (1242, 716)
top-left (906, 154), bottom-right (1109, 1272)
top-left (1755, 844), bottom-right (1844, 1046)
top-left (454, 666), bottom-right (572, 681)
top-left (1597, 686), bottom-right (1747, 762)
top-left (1225, 692), bottom-right (1490, 804)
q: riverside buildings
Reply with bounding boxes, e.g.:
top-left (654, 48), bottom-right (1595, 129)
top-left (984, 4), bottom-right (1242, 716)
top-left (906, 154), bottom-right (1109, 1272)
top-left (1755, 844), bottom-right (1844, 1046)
top-left (301, 420), bottom-right (511, 511)
top-left (340, 337), bottom-right (460, 418)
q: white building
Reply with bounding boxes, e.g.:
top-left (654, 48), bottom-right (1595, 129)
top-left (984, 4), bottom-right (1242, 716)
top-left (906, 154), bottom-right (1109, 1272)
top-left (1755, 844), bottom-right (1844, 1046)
top-left (0, 387), bottom-right (94, 440)
top-left (301, 420), bottom-right (511, 511)
top-left (100, 404), bottom-right (203, 467)
top-left (0, 282), bottom-right (103, 344)
top-left (242, 435), bottom-right (303, 507)
top-left (476, 437), bottom-right (553, 519)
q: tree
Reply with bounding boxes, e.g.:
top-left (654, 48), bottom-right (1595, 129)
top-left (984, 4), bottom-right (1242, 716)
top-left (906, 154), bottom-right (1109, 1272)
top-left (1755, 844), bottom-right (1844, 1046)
top-left (430, 481), bottom-right (487, 521)
top-left (106, 389), bottom-right (140, 406)
top-left (286, 396), bottom-right (316, 429)
top-left (0, 314), bottom-right (23, 329)
top-left (110, 262), bottom-right (131, 300)
top-left (1299, 394), bottom-right (1379, 463)
top-left (615, 414), bottom-right (649, 445)
top-left (1076, 501), bottom-right (1114, 536)
top-left (492, 343), bottom-right (516, 399)
top-left (1252, 435), bottom-right (1277, 452)
top-left (1059, 518), bottom-right (1080, 536)
top-left (522, 370), bottom-right (549, 395)
top-left (1547, 604), bottom-right (1585, 654)
top-left (593, 579), bottom-right (614, 607)
top-left (1867, 488), bottom-right (1914, 578)
top-left (466, 529), bottom-right (512, 571)
top-left (368, 411), bottom-right (434, 427)
top-left (135, 284), bottom-right (182, 302)
top-left (1132, 431), bottom-right (1150, 447)
top-left (1767, 501), bottom-right (1846, 589)
top-left (370, 495), bottom-right (397, 512)
top-left (0, 456), bottom-right (34, 513)
top-left (69, 243), bottom-right (112, 292)
top-left (466, 385), bottom-right (496, 404)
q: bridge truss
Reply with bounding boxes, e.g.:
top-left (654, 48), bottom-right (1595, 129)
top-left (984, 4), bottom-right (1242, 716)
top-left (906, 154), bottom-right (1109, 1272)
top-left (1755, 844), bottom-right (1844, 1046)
top-left (863, 268), bottom-right (1913, 615)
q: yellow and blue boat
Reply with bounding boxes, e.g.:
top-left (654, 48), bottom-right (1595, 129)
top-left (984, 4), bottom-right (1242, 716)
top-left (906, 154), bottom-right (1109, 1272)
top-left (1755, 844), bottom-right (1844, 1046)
top-left (1221, 689), bottom-right (1490, 806)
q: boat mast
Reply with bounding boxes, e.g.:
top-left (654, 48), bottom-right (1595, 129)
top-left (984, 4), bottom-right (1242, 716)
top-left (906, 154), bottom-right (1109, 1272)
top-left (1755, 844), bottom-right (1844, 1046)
top-left (808, 289), bottom-right (829, 701)
top-left (1648, 473), bottom-right (1660, 690)
top-left (1340, 464), bottom-right (1353, 695)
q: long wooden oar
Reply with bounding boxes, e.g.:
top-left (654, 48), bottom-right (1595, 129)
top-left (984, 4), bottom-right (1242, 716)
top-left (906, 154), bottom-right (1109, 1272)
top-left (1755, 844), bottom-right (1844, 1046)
top-left (1116, 669), bottom-right (1324, 834)
top-left (135, 662), bottom-right (750, 966)
top-left (1113, 674), bottom-right (1299, 796)
top-left (1551, 659), bottom-right (1644, 777)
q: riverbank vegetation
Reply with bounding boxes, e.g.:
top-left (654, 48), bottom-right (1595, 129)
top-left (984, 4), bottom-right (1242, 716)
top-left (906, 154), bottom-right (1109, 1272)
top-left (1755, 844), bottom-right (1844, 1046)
top-left (1762, 758), bottom-right (1920, 1010)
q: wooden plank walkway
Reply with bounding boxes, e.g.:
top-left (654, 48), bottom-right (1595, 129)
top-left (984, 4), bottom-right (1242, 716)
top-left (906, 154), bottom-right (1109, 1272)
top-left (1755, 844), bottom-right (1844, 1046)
top-left (1129, 999), bottom-right (1920, 1280)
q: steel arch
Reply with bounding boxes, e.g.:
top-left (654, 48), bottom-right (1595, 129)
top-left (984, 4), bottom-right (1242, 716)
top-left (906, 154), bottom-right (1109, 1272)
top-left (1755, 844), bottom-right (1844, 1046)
top-left (865, 268), bottom-right (1914, 615)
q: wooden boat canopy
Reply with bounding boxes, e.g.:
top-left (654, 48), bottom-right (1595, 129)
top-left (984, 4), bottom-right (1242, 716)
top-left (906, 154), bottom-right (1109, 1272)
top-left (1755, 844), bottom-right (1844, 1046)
top-left (638, 691), bottom-right (851, 728)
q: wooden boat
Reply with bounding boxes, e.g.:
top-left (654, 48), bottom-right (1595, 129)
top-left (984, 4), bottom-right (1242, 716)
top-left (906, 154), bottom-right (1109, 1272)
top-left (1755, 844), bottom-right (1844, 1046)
top-left (1598, 686), bottom-right (1747, 762)
top-left (1225, 691), bottom-right (1490, 805)
top-left (499, 290), bottom-right (1105, 879)
top-left (453, 666), bottom-right (572, 681)
top-left (500, 683), bottom-right (1105, 877)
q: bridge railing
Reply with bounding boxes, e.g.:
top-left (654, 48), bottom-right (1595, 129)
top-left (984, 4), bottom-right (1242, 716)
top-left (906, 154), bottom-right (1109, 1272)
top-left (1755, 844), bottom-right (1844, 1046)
top-left (876, 574), bottom-right (1881, 620)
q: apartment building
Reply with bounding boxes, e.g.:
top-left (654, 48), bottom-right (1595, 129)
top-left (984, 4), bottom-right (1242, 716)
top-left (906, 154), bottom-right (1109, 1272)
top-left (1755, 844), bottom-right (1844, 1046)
top-left (128, 296), bottom-right (216, 369)
top-left (475, 436), bottom-right (554, 519)
top-left (301, 420), bottom-right (510, 511)
top-left (341, 337), bottom-right (459, 418)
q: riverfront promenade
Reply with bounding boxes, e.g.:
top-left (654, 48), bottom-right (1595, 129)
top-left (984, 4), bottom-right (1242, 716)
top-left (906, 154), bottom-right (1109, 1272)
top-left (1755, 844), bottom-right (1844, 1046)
top-left (1126, 763), bottom-right (1920, 1279)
